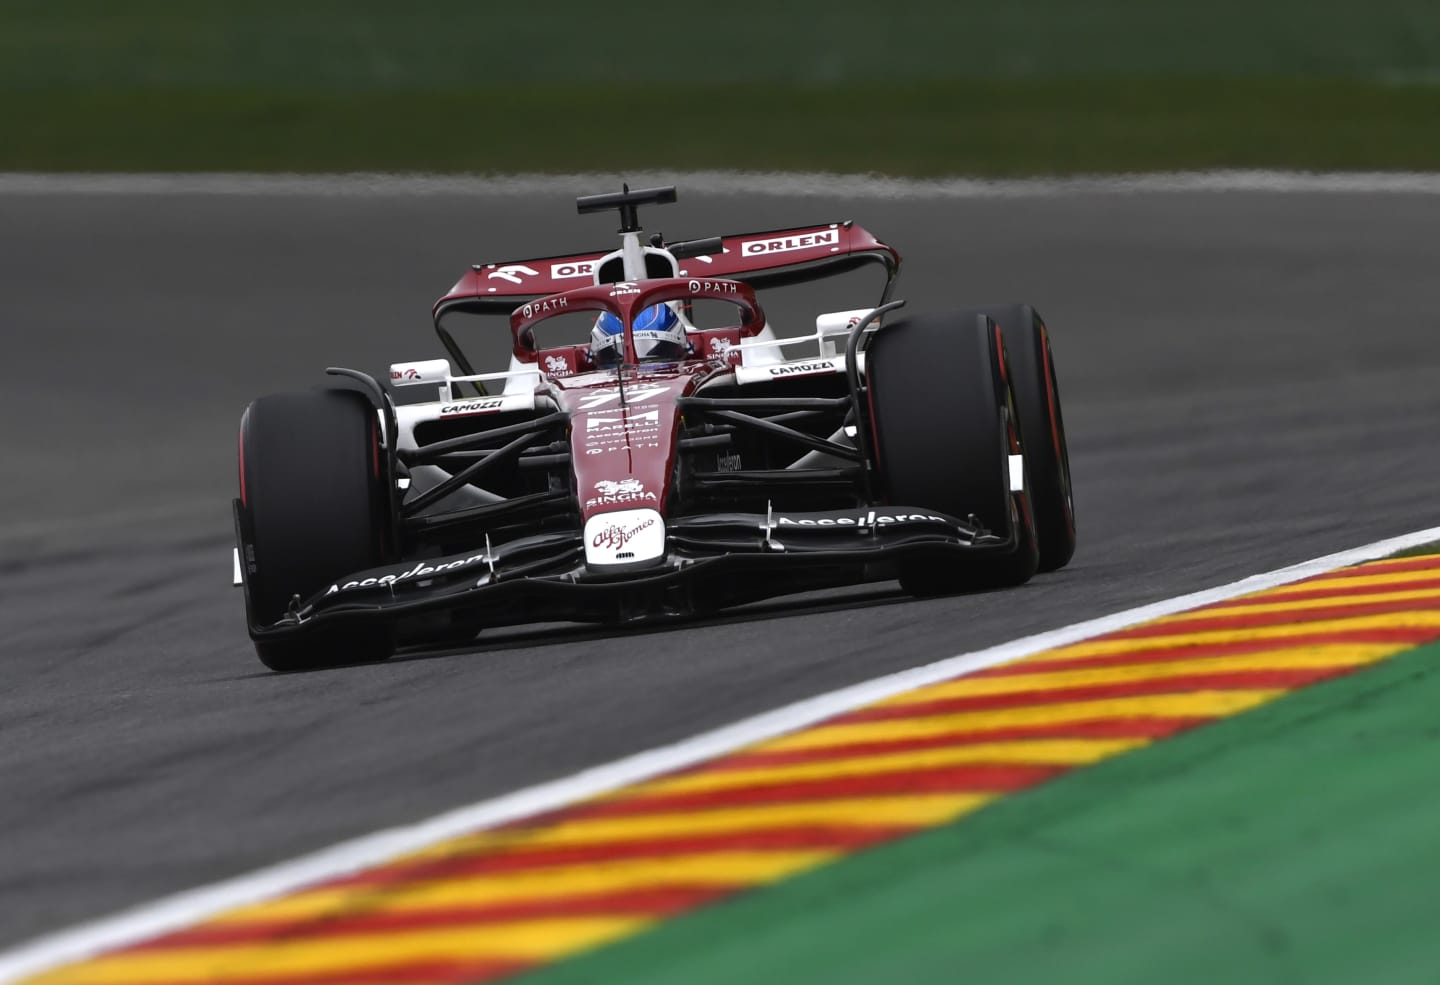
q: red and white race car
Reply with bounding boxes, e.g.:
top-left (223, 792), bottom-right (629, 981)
top-left (234, 186), bottom-right (1074, 671)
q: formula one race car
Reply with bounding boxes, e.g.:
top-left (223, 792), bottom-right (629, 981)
top-left (234, 186), bottom-right (1074, 671)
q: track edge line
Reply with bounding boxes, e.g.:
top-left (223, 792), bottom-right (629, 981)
top-left (3, 524), bottom-right (1439, 981)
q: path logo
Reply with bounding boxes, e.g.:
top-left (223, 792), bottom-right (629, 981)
top-left (520, 297), bottom-right (567, 318)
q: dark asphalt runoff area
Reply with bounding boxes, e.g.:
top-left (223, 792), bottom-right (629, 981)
top-left (2, 182), bottom-right (1439, 948)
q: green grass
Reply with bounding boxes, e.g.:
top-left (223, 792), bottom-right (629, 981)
top-left (523, 640), bottom-right (1440, 985)
top-left (7, 80), bottom-right (1440, 175)
top-left (6, 1), bottom-right (1440, 87)
top-left (1384, 542), bottom-right (1440, 559)
top-left (3, 1), bottom-right (1440, 173)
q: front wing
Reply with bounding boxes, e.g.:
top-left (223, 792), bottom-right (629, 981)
top-left (238, 505), bottom-right (1022, 639)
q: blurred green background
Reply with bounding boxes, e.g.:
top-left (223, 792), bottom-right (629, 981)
top-left (2, 0), bottom-right (1439, 174)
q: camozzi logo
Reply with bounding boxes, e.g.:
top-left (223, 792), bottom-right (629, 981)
top-left (740, 229), bottom-right (839, 256)
top-left (586, 477), bottom-right (658, 509)
top-left (440, 398), bottom-right (504, 416)
top-left (770, 360), bottom-right (837, 376)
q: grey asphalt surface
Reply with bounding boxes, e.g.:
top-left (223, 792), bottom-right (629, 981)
top-left (3, 184), bottom-right (1440, 949)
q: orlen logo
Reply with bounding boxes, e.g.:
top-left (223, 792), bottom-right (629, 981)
top-left (551, 261), bottom-right (595, 280)
top-left (487, 264), bottom-right (539, 285)
top-left (740, 229), bottom-right (839, 257)
top-left (388, 359), bottom-right (450, 387)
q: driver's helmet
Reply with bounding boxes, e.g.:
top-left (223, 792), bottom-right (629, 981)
top-left (591, 303), bottom-right (687, 366)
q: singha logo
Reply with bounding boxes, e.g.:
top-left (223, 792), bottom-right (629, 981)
top-left (544, 355), bottom-right (569, 375)
top-left (709, 337), bottom-right (734, 358)
top-left (595, 478), bottom-right (644, 496)
top-left (587, 477), bottom-right (657, 509)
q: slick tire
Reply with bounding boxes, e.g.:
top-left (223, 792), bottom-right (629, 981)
top-left (867, 311), bottom-right (1038, 595)
top-left (239, 388), bottom-right (395, 671)
top-left (973, 304), bottom-right (1076, 572)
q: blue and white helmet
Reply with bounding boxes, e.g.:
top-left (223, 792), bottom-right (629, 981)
top-left (591, 304), bottom-right (687, 366)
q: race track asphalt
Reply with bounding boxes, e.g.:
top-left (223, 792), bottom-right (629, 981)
top-left (2, 181), bottom-right (1439, 948)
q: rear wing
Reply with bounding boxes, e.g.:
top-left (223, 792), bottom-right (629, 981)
top-left (433, 221), bottom-right (902, 320)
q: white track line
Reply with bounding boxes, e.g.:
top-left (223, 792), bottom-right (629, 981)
top-left (4, 170), bottom-right (1440, 198)
top-left (2, 524), bottom-right (1439, 982)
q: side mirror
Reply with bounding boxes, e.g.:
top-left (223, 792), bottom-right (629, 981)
top-left (814, 309), bottom-right (876, 356)
top-left (388, 358), bottom-right (452, 387)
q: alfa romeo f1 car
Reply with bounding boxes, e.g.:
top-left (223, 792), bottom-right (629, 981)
top-left (234, 186), bottom-right (1074, 670)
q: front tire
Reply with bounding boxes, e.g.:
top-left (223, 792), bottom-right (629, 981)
top-left (866, 311), bottom-right (1038, 595)
top-left (239, 388), bottom-right (395, 671)
top-left (976, 305), bottom-right (1076, 572)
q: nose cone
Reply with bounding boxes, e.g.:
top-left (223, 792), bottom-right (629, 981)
top-left (584, 508), bottom-right (665, 566)
top-left (563, 375), bottom-right (694, 570)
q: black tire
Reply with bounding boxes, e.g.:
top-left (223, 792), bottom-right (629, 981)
top-left (866, 311), bottom-right (1038, 595)
top-left (975, 305), bottom-right (1076, 572)
top-left (239, 388), bottom-right (395, 671)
